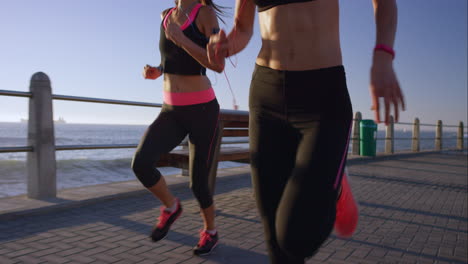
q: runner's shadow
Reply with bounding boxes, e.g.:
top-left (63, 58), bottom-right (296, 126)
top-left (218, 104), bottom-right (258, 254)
top-left (0, 173), bottom-right (253, 242)
top-left (196, 244), bottom-right (268, 264)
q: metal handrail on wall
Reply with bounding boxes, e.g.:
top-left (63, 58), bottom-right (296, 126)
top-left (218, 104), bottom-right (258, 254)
top-left (350, 113), bottom-right (466, 156)
top-left (0, 89), bottom-right (249, 154)
top-left (0, 73), bottom-right (466, 199)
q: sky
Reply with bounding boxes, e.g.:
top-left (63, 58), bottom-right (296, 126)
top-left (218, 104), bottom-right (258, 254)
top-left (0, 0), bottom-right (466, 128)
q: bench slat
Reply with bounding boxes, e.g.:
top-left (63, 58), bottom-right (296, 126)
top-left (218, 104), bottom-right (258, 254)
top-left (223, 121), bottom-right (249, 128)
top-left (223, 129), bottom-right (248, 137)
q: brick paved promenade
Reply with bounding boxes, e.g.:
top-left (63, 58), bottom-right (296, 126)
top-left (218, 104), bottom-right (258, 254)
top-left (0, 152), bottom-right (467, 264)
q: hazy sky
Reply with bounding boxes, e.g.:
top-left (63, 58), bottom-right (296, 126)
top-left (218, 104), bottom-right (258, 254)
top-left (0, 0), bottom-right (466, 127)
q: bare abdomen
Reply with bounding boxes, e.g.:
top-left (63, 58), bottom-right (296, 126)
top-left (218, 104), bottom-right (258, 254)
top-left (257, 0), bottom-right (342, 71)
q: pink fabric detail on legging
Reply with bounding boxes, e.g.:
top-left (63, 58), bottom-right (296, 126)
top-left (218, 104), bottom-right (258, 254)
top-left (163, 4), bottom-right (202, 31)
top-left (163, 88), bottom-right (215, 106)
top-left (333, 125), bottom-right (352, 190)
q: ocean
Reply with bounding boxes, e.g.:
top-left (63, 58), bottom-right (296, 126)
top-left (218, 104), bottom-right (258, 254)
top-left (0, 122), bottom-right (465, 198)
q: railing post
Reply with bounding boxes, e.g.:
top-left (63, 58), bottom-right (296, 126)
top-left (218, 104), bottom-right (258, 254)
top-left (352, 112), bottom-right (362, 155)
top-left (435, 120), bottom-right (442, 150)
top-left (457, 121), bottom-right (464, 150)
top-left (385, 115), bottom-right (394, 154)
top-left (27, 72), bottom-right (57, 199)
top-left (412, 118), bottom-right (420, 152)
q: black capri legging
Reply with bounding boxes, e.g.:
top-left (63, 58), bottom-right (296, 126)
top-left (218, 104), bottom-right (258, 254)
top-left (249, 64), bottom-right (353, 263)
top-left (132, 99), bottom-right (220, 209)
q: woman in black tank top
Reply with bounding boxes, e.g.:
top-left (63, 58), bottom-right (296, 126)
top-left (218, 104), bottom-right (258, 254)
top-left (132, 0), bottom-right (227, 256)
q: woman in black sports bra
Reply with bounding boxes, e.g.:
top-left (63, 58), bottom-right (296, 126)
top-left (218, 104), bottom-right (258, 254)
top-left (132, 0), bottom-right (225, 256)
top-left (208, 0), bottom-right (405, 263)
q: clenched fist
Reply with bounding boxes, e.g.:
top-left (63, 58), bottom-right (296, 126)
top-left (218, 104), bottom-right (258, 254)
top-left (142, 65), bottom-right (162, 80)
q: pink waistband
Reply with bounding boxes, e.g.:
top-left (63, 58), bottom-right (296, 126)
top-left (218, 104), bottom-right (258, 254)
top-left (163, 88), bottom-right (216, 106)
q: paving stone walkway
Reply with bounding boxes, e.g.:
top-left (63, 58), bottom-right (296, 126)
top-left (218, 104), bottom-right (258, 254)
top-left (0, 152), bottom-right (467, 263)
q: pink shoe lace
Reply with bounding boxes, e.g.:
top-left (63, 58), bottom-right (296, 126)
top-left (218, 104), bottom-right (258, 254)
top-left (156, 200), bottom-right (179, 229)
top-left (197, 230), bottom-right (214, 247)
top-left (156, 208), bottom-right (172, 229)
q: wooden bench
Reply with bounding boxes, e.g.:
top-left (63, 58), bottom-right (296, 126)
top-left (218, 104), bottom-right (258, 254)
top-left (157, 109), bottom-right (249, 192)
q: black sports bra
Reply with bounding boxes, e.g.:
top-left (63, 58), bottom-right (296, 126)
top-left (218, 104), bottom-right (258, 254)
top-left (159, 4), bottom-right (208, 75)
top-left (254, 0), bottom-right (316, 12)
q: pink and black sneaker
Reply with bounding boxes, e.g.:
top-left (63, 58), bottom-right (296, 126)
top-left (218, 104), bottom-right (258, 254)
top-left (150, 199), bottom-right (182, 242)
top-left (193, 230), bottom-right (219, 256)
top-left (334, 171), bottom-right (359, 238)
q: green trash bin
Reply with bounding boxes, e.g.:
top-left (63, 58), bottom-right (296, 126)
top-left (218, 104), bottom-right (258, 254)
top-left (360, 119), bottom-right (377, 156)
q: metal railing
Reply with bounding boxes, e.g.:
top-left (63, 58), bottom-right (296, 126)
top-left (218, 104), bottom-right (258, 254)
top-left (0, 88), bottom-right (248, 154)
top-left (350, 113), bottom-right (466, 155)
top-left (0, 72), bottom-right (466, 199)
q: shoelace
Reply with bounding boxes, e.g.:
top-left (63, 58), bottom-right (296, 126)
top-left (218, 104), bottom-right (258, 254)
top-left (198, 230), bottom-right (213, 246)
top-left (156, 207), bottom-right (173, 229)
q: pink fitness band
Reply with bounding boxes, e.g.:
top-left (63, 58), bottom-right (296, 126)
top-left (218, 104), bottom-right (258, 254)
top-left (374, 44), bottom-right (395, 59)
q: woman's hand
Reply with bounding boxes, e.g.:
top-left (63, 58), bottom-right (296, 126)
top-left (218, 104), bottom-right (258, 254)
top-left (369, 52), bottom-right (405, 125)
top-left (207, 29), bottom-right (228, 67)
top-left (142, 65), bottom-right (162, 80)
top-left (165, 20), bottom-right (186, 46)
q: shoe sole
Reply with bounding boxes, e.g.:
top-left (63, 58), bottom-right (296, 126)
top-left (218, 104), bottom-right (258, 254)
top-left (193, 241), bottom-right (219, 256)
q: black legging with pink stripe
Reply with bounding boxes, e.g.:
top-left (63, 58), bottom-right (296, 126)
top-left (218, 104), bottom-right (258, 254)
top-left (249, 64), bottom-right (353, 263)
top-left (132, 99), bottom-right (220, 209)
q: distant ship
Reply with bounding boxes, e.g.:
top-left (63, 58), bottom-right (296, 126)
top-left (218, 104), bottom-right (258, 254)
top-left (20, 117), bottom-right (66, 124)
top-left (55, 117), bottom-right (66, 124)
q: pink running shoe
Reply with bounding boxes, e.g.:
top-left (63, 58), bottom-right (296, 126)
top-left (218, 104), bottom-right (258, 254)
top-left (151, 199), bottom-right (182, 242)
top-left (334, 171), bottom-right (359, 238)
top-left (193, 230), bottom-right (219, 256)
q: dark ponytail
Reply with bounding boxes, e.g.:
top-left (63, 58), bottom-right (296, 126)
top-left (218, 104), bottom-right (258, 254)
top-left (175, 0), bottom-right (228, 24)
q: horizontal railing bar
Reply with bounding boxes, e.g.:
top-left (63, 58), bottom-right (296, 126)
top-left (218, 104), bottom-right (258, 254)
top-left (350, 119), bottom-right (466, 128)
top-left (1, 139), bottom-right (463, 153)
top-left (417, 123), bottom-right (458, 128)
top-left (0, 146), bottom-right (33, 153)
top-left (376, 137), bottom-right (462, 140)
top-left (392, 122), bottom-right (413, 126)
top-left (0, 90), bottom-right (32, 98)
top-left (56, 140), bottom-right (250, 151)
top-left (1, 89), bottom-right (466, 127)
top-left (0, 140), bottom-right (251, 154)
top-left (221, 139), bottom-right (249, 144)
top-left (55, 144), bottom-right (138, 151)
top-left (52, 94), bottom-right (162, 108)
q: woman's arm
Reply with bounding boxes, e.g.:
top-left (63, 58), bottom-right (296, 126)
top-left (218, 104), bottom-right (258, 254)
top-left (227, 0), bottom-right (256, 55)
top-left (207, 0), bottom-right (256, 64)
top-left (141, 9), bottom-right (171, 80)
top-left (369, 0), bottom-right (405, 125)
top-left (165, 6), bottom-right (225, 73)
